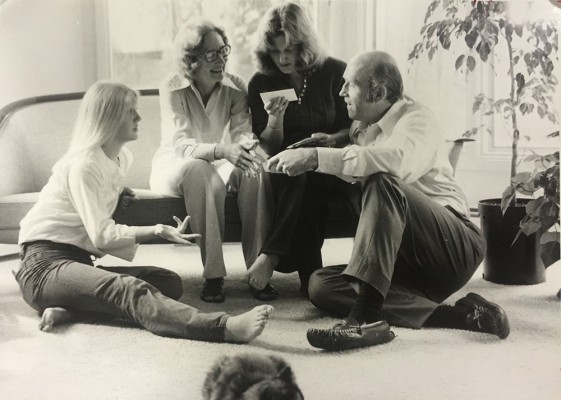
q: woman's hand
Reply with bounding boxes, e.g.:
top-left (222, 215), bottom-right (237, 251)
top-left (264, 96), bottom-right (289, 118)
top-left (118, 186), bottom-right (138, 209)
top-left (154, 216), bottom-right (201, 245)
top-left (216, 143), bottom-right (261, 176)
top-left (310, 133), bottom-right (336, 147)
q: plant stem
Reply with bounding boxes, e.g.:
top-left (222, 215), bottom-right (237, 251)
top-left (506, 28), bottom-right (518, 204)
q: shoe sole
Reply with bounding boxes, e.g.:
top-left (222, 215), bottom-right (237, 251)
top-left (200, 296), bottom-right (225, 303)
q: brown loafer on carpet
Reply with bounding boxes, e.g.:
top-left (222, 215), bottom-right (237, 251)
top-left (201, 278), bottom-right (225, 303)
top-left (250, 283), bottom-right (278, 301)
top-left (307, 318), bottom-right (395, 351)
top-left (456, 292), bottom-right (510, 339)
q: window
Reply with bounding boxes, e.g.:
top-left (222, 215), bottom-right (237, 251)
top-left (103, 0), bottom-right (314, 88)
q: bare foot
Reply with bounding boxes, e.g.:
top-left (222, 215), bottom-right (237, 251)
top-left (247, 253), bottom-right (279, 290)
top-left (224, 305), bottom-right (274, 343)
top-left (39, 307), bottom-right (74, 332)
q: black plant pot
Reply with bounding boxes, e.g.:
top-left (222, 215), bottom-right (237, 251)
top-left (478, 198), bottom-right (546, 285)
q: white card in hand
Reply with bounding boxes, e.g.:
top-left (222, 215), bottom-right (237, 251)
top-left (260, 88), bottom-right (298, 103)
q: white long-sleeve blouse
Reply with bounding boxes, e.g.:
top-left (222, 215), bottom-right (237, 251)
top-left (19, 147), bottom-right (138, 261)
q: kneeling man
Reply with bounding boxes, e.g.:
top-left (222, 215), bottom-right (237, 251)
top-left (267, 51), bottom-right (509, 351)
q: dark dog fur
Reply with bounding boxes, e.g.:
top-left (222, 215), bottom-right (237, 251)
top-left (202, 352), bottom-right (304, 400)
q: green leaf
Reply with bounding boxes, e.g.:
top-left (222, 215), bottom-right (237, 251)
top-left (428, 46), bottom-right (437, 60)
top-left (427, 23), bottom-right (438, 39)
top-left (472, 95), bottom-right (484, 113)
top-left (539, 201), bottom-right (559, 231)
top-left (466, 55), bottom-right (476, 71)
top-left (524, 52), bottom-right (532, 67)
top-left (511, 171), bottom-right (533, 184)
top-left (515, 73), bottom-right (525, 95)
top-left (519, 216), bottom-right (541, 236)
top-left (501, 185), bottom-right (516, 214)
top-left (465, 30), bottom-right (478, 49)
top-left (438, 24), bottom-right (452, 49)
top-left (498, 18), bottom-right (505, 29)
top-left (505, 23), bottom-right (513, 37)
top-left (455, 54), bottom-right (465, 70)
top-left (540, 231), bottom-right (560, 245)
top-left (525, 197), bottom-right (546, 215)
top-left (514, 24), bottom-right (523, 37)
top-left (512, 172), bottom-right (535, 195)
top-left (478, 41), bottom-right (491, 62)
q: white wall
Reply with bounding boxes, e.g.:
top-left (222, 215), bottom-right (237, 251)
top-left (0, 0), bottom-right (97, 108)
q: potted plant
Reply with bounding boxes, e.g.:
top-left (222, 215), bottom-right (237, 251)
top-left (503, 149), bottom-right (559, 265)
top-left (409, 0), bottom-right (559, 284)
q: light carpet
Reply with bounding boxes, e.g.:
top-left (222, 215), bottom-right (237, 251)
top-left (1, 239), bottom-right (560, 400)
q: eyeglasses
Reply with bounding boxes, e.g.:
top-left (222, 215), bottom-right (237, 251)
top-left (198, 45), bottom-right (231, 63)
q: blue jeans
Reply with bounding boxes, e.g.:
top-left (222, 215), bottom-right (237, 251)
top-left (308, 173), bottom-right (486, 328)
top-left (15, 241), bottom-right (228, 341)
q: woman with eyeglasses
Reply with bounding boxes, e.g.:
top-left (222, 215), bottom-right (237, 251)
top-left (150, 18), bottom-right (272, 303)
top-left (246, 2), bottom-right (354, 300)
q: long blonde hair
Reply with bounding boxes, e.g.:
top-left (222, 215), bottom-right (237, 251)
top-left (253, 2), bottom-right (326, 75)
top-left (67, 81), bottom-right (138, 156)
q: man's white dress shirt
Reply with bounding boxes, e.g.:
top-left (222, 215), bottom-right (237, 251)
top-left (316, 96), bottom-right (470, 217)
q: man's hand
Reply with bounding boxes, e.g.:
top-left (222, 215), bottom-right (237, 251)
top-left (266, 148), bottom-right (318, 176)
top-left (155, 216), bottom-right (201, 245)
top-left (118, 186), bottom-right (137, 209)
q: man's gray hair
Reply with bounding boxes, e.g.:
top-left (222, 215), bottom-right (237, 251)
top-left (367, 59), bottom-right (403, 104)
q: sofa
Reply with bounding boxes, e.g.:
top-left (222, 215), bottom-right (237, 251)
top-left (0, 90), bottom-right (474, 246)
top-left (0, 90), bottom-right (359, 245)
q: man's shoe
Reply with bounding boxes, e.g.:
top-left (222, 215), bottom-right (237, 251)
top-left (200, 278), bottom-right (225, 303)
top-left (456, 292), bottom-right (510, 339)
top-left (307, 318), bottom-right (395, 351)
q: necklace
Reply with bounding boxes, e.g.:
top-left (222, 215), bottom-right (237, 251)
top-left (297, 75), bottom-right (307, 105)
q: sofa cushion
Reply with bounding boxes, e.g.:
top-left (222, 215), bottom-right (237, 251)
top-left (0, 190), bottom-right (244, 245)
top-left (0, 192), bottom-right (39, 244)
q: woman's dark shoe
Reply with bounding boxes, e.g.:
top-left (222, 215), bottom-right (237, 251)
top-left (307, 318), bottom-right (395, 351)
top-left (250, 282), bottom-right (278, 301)
top-left (455, 292), bottom-right (510, 339)
top-left (201, 278), bottom-right (225, 303)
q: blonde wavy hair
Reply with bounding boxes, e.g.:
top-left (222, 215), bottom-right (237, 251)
top-left (173, 18), bottom-right (229, 80)
top-left (253, 2), bottom-right (326, 75)
top-left (66, 81), bottom-right (138, 157)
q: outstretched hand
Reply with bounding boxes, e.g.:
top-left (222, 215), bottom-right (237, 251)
top-left (155, 216), bottom-right (201, 245)
top-left (266, 148), bottom-right (319, 176)
top-left (310, 132), bottom-right (336, 147)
